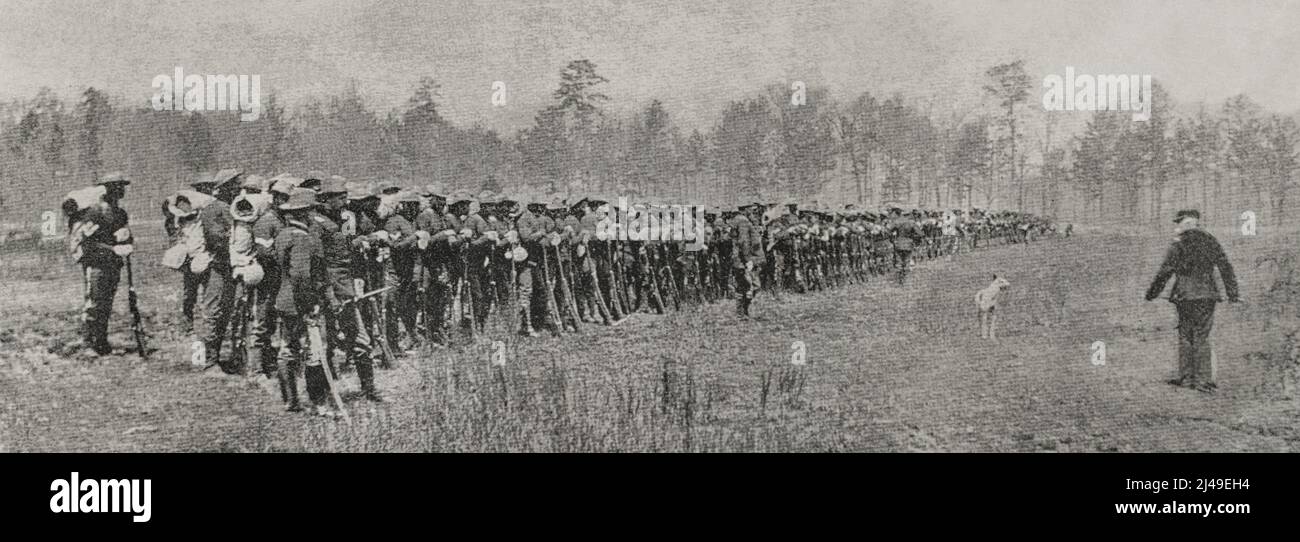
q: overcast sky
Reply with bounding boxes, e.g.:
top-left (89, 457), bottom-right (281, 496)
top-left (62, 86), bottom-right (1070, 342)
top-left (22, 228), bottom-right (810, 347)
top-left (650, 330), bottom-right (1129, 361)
top-left (2, 0), bottom-right (1297, 132)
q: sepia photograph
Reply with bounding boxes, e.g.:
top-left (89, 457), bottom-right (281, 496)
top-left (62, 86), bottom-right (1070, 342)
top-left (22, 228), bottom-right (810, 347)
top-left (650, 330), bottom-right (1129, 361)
top-left (0, 0), bottom-right (1296, 474)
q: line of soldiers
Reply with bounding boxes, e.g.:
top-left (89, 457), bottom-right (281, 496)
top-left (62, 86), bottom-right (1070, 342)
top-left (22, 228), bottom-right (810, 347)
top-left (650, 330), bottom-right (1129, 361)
top-left (69, 168), bottom-right (1060, 419)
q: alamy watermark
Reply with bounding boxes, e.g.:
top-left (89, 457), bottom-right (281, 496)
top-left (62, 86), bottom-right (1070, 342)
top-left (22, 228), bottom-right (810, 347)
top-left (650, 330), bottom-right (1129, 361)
top-left (1042, 67), bottom-right (1152, 121)
top-left (152, 67), bottom-right (261, 121)
top-left (591, 197), bottom-right (707, 251)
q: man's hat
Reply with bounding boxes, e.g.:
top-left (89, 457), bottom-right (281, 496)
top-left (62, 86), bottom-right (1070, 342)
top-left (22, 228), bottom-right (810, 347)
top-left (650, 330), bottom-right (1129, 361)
top-left (740, 201), bottom-right (764, 211)
top-left (373, 180), bottom-right (401, 195)
top-left (547, 194), bottom-right (567, 211)
top-left (280, 188), bottom-right (317, 211)
top-left (97, 171), bottom-right (131, 186)
top-left (270, 176), bottom-right (301, 196)
top-left (303, 170), bottom-right (328, 183)
top-left (477, 190), bottom-right (498, 205)
top-left (213, 168), bottom-right (243, 188)
top-left (1173, 209), bottom-right (1200, 223)
top-left (190, 172), bottom-right (216, 188)
top-left (319, 177), bottom-right (348, 196)
top-left (449, 190), bottom-right (474, 205)
top-left (397, 190), bottom-right (423, 204)
top-left (422, 183), bottom-right (448, 199)
top-left (241, 174), bottom-right (267, 191)
top-left (346, 181), bottom-right (376, 201)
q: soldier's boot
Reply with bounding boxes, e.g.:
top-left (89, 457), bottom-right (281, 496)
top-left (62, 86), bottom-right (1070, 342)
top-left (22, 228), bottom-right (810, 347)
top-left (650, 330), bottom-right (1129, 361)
top-left (279, 362), bottom-right (301, 412)
top-left (518, 305), bottom-right (538, 338)
top-left (304, 365), bottom-right (331, 412)
top-left (255, 347), bottom-right (278, 378)
top-left (357, 359), bottom-right (384, 403)
top-left (206, 339), bottom-right (233, 373)
top-left (78, 319), bottom-right (103, 357)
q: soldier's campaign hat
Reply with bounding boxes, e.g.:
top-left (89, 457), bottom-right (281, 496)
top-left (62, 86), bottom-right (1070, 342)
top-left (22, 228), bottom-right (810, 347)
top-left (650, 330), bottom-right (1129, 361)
top-left (300, 170), bottom-right (328, 189)
top-left (477, 190), bottom-right (498, 205)
top-left (319, 177), bottom-right (349, 196)
top-left (374, 180), bottom-right (401, 195)
top-left (280, 188), bottom-right (318, 211)
top-left (270, 176), bottom-right (301, 196)
top-left (241, 174), bottom-right (267, 191)
top-left (346, 181), bottom-right (376, 201)
top-left (213, 168), bottom-right (244, 188)
top-left (740, 201), bottom-right (764, 211)
top-left (97, 171), bottom-right (131, 186)
top-left (422, 183), bottom-right (448, 199)
top-left (190, 172), bottom-right (216, 188)
top-left (1173, 209), bottom-right (1200, 223)
top-left (449, 190), bottom-right (474, 205)
top-left (397, 190), bottom-right (423, 204)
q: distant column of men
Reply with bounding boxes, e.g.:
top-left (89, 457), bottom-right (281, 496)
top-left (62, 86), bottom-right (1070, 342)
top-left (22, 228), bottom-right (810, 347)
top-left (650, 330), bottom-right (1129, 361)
top-left (66, 169), bottom-right (1062, 418)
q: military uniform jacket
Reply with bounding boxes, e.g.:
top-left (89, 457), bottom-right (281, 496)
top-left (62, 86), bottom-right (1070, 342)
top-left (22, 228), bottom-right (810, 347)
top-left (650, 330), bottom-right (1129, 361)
top-left (730, 215), bottom-right (764, 268)
top-left (890, 217), bottom-right (921, 251)
top-left (74, 201), bottom-right (132, 266)
top-left (274, 219), bottom-right (325, 315)
top-left (312, 210), bottom-right (353, 269)
top-left (514, 210), bottom-right (548, 266)
top-left (383, 213), bottom-right (418, 278)
top-left (199, 199), bottom-right (233, 270)
top-left (1145, 228), bottom-right (1239, 302)
top-left (416, 208), bottom-right (456, 269)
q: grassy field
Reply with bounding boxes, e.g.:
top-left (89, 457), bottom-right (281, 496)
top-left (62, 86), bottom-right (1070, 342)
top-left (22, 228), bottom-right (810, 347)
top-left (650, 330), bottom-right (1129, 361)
top-left (2, 226), bottom-right (1298, 452)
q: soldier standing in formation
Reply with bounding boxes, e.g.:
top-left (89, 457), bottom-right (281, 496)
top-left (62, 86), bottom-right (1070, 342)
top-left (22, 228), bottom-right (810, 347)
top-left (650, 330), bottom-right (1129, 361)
top-left (71, 172), bottom-right (135, 357)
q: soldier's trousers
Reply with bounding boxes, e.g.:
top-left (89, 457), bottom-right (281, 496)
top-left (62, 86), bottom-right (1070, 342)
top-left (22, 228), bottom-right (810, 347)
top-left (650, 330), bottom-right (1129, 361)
top-left (733, 265), bottom-right (758, 315)
top-left (493, 258), bottom-right (513, 313)
top-left (326, 267), bottom-right (378, 393)
top-left (200, 265), bottom-right (239, 372)
top-left (385, 267), bottom-right (418, 348)
top-left (1175, 300), bottom-right (1217, 386)
top-left (516, 263), bottom-right (536, 331)
top-left (81, 263), bottom-right (121, 352)
top-left (180, 267), bottom-right (202, 333)
top-left (277, 312), bottom-right (330, 409)
top-left (465, 264), bottom-right (492, 328)
top-left (422, 262), bottom-right (451, 343)
top-left (249, 276), bottom-right (280, 376)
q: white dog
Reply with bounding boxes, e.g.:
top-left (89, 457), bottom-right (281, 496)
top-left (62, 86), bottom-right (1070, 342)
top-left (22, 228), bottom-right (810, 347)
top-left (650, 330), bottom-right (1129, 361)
top-left (975, 275), bottom-right (1011, 340)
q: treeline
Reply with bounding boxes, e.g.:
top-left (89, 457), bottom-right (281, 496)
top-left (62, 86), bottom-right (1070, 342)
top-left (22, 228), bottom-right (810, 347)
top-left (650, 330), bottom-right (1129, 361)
top-left (1, 59), bottom-right (1296, 226)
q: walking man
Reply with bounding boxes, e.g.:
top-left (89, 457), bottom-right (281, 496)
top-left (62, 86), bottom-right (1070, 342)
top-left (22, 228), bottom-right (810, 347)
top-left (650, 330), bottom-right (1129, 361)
top-left (1145, 209), bottom-right (1240, 392)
